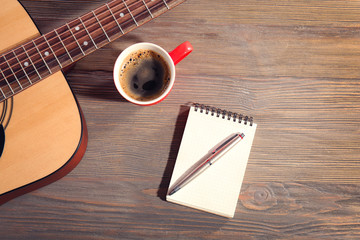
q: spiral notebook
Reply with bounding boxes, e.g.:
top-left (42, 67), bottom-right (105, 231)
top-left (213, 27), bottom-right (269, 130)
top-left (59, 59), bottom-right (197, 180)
top-left (166, 103), bottom-right (257, 218)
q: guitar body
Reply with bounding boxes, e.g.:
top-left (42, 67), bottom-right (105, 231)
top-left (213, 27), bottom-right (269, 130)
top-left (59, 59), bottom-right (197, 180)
top-left (0, 0), bottom-right (87, 205)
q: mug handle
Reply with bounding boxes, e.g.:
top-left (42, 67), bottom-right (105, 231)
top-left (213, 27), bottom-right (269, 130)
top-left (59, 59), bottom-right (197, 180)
top-left (169, 41), bottom-right (193, 65)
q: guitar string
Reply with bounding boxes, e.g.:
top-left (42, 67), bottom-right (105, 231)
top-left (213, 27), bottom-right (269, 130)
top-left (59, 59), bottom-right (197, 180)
top-left (1, 0), bottom-right (169, 96)
top-left (3, 0), bottom-right (166, 88)
top-left (43, 0), bottom-right (164, 64)
top-left (4, 0), bottom-right (146, 66)
top-left (1, 0), bottom-right (155, 78)
top-left (14, 0), bottom-right (163, 76)
top-left (0, 0), bottom-right (167, 98)
top-left (0, 0), bottom-right (139, 90)
top-left (58, 0), bottom-right (160, 63)
top-left (0, 0), bottom-right (169, 98)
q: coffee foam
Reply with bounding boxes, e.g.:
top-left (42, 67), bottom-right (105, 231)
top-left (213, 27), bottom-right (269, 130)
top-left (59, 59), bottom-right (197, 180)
top-left (119, 49), bottom-right (171, 101)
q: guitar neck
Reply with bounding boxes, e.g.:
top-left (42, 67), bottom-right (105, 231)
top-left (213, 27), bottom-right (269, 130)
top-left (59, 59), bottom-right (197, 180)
top-left (0, 0), bottom-right (185, 101)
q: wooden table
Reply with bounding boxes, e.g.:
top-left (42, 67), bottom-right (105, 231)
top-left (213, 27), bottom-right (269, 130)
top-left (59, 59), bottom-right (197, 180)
top-left (1, 0), bottom-right (360, 238)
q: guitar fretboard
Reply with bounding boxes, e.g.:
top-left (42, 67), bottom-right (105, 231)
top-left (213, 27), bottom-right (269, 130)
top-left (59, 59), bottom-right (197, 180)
top-left (0, 0), bottom-right (185, 102)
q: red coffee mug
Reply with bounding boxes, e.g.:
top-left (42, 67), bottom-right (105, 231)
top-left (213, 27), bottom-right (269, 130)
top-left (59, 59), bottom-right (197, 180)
top-left (113, 41), bottom-right (193, 106)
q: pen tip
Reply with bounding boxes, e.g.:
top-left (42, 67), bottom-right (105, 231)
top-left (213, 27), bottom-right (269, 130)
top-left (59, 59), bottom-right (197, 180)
top-left (168, 186), bottom-right (180, 196)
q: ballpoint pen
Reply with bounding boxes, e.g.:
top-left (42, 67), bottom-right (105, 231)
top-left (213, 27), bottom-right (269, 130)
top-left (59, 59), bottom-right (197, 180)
top-left (168, 132), bottom-right (245, 196)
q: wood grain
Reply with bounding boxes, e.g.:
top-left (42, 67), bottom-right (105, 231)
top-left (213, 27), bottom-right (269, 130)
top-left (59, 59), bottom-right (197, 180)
top-left (1, 0), bottom-right (360, 239)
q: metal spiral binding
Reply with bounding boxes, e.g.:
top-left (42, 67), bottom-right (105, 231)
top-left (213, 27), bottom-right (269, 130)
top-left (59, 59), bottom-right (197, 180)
top-left (193, 103), bottom-right (253, 126)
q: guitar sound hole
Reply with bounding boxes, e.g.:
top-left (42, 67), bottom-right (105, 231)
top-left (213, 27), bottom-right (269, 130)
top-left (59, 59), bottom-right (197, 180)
top-left (0, 97), bottom-right (13, 158)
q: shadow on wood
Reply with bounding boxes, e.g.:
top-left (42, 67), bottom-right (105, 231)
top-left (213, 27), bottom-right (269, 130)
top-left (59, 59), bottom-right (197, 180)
top-left (157, 104), bottom-right (190, 200)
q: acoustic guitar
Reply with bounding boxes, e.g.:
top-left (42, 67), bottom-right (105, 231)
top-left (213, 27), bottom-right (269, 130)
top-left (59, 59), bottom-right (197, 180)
top-left (0, 0), bottom-right (185, 205)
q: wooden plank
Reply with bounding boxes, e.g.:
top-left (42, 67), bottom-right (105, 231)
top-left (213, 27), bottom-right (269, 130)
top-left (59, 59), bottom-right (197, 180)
top-left (1, 0), bottom-right (360, 238)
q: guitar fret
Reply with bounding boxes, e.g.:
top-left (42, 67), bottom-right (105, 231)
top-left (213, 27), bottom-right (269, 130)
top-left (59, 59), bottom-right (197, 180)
top-left (56, 25), bottom-right (88, 63)
top-left (162, 0), bottom-right (170, 9)
top-left (12, 50), bottom-right (32, 85)
top-left (107, 1), bottom-right (135, 33)
top-left (43, 35), bottom-right (63, 68)
top-left (3, 54), bottom-right (23, 90)
top-left (122, 0), bottom-right (158, 27)
top-left (92, 11), bottom-right (111, 42)
top-left (21, 45), bottom-right (42, 80)
top-left (0, 68), bottom-right (14, 94)
top-left (122, 0), bottom-right (139, 26)
top-left (32, 40), bottom-right (52, 74)
top-left (33, 36), bottom-right (61, 74)
top-left (106, 3), bottom-right (124, 34)
top-left (66, 23), bottom-right (86, 56)
top-left (142, 0), bottom-right (154, 18)
top-left (54, 29), bottom-right (74, 62)
top-left (0, 87), bottom-right (6, 99)
top-left (67, 19), bottom-right (97, 54)
top-left (79, 18), bottom-right (99, 49)
top-left (147, 0), bottom-right (174, 17)
top-left (45, 30), bottom-right (74, 67)
top-left (93, 4), bottom-right (128, 42)
top-left (7, 49), bottom-right (36, 89)
top-left (13, 45), bottom-right (41, 85)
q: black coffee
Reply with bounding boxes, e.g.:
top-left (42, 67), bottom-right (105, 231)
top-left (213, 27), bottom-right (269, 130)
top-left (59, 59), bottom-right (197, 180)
top-left (120, 49), bottom-right (171, 101)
